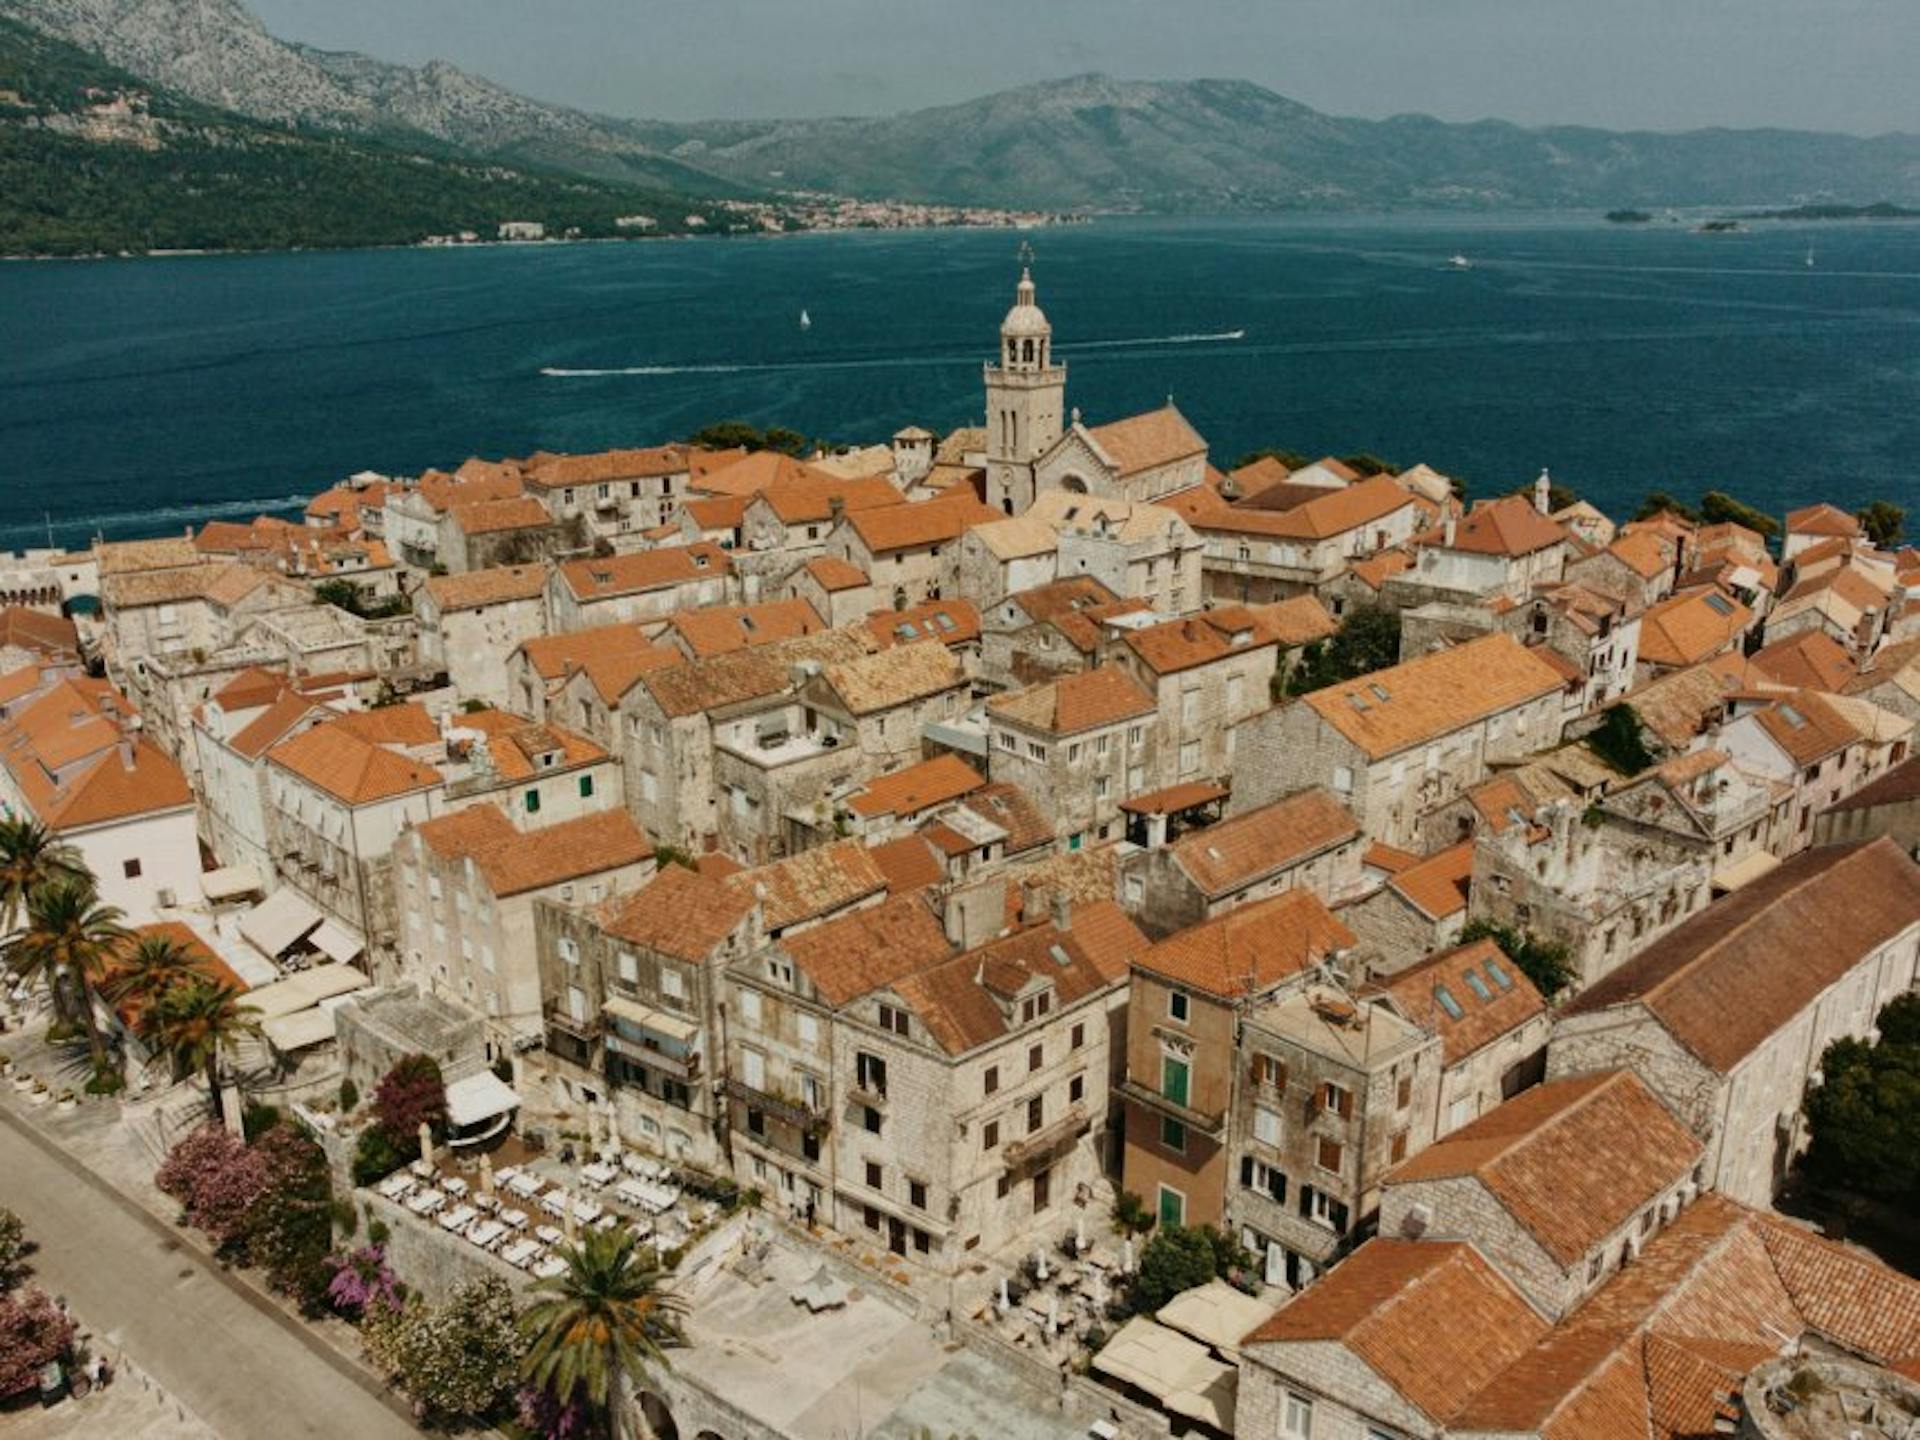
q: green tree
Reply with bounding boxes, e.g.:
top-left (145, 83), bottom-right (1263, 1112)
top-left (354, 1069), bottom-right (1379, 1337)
top-left (0, 1208), bottom-right (26, 1288)
top-left (1698, 490), bottom-right (1781, 539)
top-left (1340, 453), bottom-right (1401, 478)
top-left (365, 1275), bottom-right (526, 1426)
top-left (1231, 448), bottom-right (1307, 472)
top-left (1875, 991), bottom-right (1920, 1051)
top-left (0, 815), bottom-right (83, 939)
top-left (5, 878), bottom-right (129, 1072)
top-left (1286, 604), bottom-right (1402, 695)
top-left (688, 421), bottom-right (765, 452)
top-left (102, 931), bottom-right (209, 1016)
top-left (1583, 703), bottom-right (1656, 776)
top-left (246, 1124), bottom-right (336, 1308)
top-left (1633, 492), bottom-right (1700, 524)
top-left (1801, 996), bottom-right (1920, 1206)
top-left (519, 1229), bottom-right (686, 1440)
top-left (1458, 918), bottom-right (1576, 999)
top-left (1132, 1225), bottom-right (1219, 1311)
top-left (1856, 500), bottom-right (1906, 548)
top-left (143, 979), bottom-right (261, 1113)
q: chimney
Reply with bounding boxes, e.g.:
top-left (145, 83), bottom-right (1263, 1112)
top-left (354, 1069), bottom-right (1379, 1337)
top-left (1021, 880), bottom-right (1047, 926)
top-left (1443, 516), bottom-right (1458, 547)
top-left (117, 736), bottom-right (136, 771)
top-left (1050, 891), bottom-right (1071, 933)
top-left (1534, 468), bottom-right (1552, 516)
top-left (828, 496), bottom-right (846, 525)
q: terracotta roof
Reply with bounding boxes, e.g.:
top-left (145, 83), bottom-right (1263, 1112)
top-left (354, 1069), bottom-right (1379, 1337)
top-left (1604, 530), bottom-right (1672, 580)
top-left (752, 475), bottom-right (903, 524)
top-left (227, 691), bottom-right (332, 760)
top-left (889, 900), bottom-right (1144, 1054)
top-left (1348, 549), bottom-right (1415, 591)
top-left (778, 892), bottom-right (953, 1008)
top-left (413, 804), bottom-right (651, 897)
top-left (556, 544), bottom-right (729, 602)
top-left (1244, 1240), bottom-right (1549, 1425)
top-left (1746, 689), bottom-right (1863, 768)
top-left (0, 679), bottom-right (194, 829)
top-left (447, 496), bottom-right (552, 535)
top-left (1374, 940), bottom-right (1551, 1067)
top-left (1119, 781), bottom-right (1227, 816)
top-left (1123, 608), bottom-right (1276, 676)
top-left (1388, 840), bottom-right (1475, 920)
top-left (1827, 753), bottom-right (1920, 813)
top-left (864, 598), bottom-right (981, 650)
top-left (518, 623), bottom-right (673, 682)
top-left (1428, 495), bottom-right (1569, 557)
top-left (1786, 502), bottom-right (1862, 537)
top-left (95, 536), bottom-right (202, 577)
top-left (268, 709), bottom-right (441, 805)
top-left (802, 556), bottom-right (871, 592)
top-left (1082, 405), bottom-right (1207, 478)
top-left (843, 493), bottom-right (1000, 554)
top-left (1137, 887), bottom-right (1355, 998)
top-left (1002, 577), bottom-right (1147, 653)
top-left (988, 667), bottom-right (1155, 736)
top-left (1302, 634), bottom-right (1565, 760)
top-left (0, 608), bottom-right (78, 658)
top-left (1617, 659), bottom-right (1748, 750)
top-left (1638, 586), bottom-right (1752, 669)
top-left (455, 707), bottom-right (607, 780)
top-left (424, 564), bottom-right (549, 613)
top-left (668, 598), bottom-right (824, 659)
top-left (682, 495), bottom-right (749, 532)
top-left (1363, 841), bottom-right (1421, 874)
top-left (1392, 1071), bottom-right (1702, 1266)
top-left (598, 863), bottom-right (753, 963)
top-left (1565, 838), bottom-right (1920, 1073)
top-left (1025, 490), bottom-right (1194, 546)
top-left (1201, 475), bottom-right (1415, 541)
top-left (1227, 454), bottom-right (1293, 495)
top-left (816, 640), bottom-right (965, 714)
top-left (869, 835), bottom-right (945, 895)
top-left (845, 754), bottom-right (985, 819)
top-left (103, 561), bottom-right (249, 609)
top-left (725, 838), bottom-right (887, 933)
top-left (640, 630), bottom-right (875, 719)
top-left (1168, 788), bottom-right (1359, 898)
top-left (689, 450), bottom-right (837, 497)
top-left (953, 782), bottom-right (1055, 855)
top-left (102, 922), bottom-right (249, 1029)
top-left (523, 445), bottom-right (693, 490)
top-left (967, 515), bottom-right (1059, 561)
top-left (412, 467), bottom-right (526, 513)
top-left (1249, 595), bottom-right (1339, 647)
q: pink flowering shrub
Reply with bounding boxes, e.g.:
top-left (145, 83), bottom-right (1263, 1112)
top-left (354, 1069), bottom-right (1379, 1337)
top-left (325, 1244), bottom-right (403, 1320)
top-left (0, 1288), bottom-right (74, 1397)
top-left (156, 1125), bottom-right (269, 1252)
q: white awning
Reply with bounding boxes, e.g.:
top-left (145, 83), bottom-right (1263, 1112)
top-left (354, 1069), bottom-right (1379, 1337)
top-left (262, 1007), bottom-right (338, 1053)
top-left (239, 888), bottom-right (322, 959)
top-left (200, 865), bottom-right (263, 903)
top-left (308, 919), bottom-right (364, 964)
top-left (1713, 849), bottom-right (1781, 893)
top-left (445, 1070), bottom-right (522, 1128)
top-left (1156, 1279), bottom-right (1281, 1360)
top-left (603, 996), bottom-right (700, 1045)
top-left (245, 964), bottom-right (369, 1021)
top-left (1093, 1316), bottom-right (1238, 1430)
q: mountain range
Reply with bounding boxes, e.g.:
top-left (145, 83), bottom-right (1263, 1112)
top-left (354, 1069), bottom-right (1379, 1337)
top-left (9, 0), bottom-right (1920, 216)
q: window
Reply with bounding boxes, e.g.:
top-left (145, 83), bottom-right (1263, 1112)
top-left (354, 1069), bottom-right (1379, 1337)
top-left (856, 1052), bottom-right (888, 1097)
top-left (1027, 1095), bottom-right (1045, 1133)
top-left (1253, 1107), bottom-right (1282, 1146)
top-left (1179, 739), bottom-right (1200, 776)
top-left (1021, 992), bottom-right (1051, 1022)
top-left (862, 1105), bottom-right (882, 1135)
top-left (983, 1120), bottom-right (1000, 1151)
top-left (1128, 725), bottom-right (1145, 747)
top-left (1390, 1129), bottom-right (1409, 1163)
top-left (739, 989), bottom-right (762, 1025)
top-left (1157, 1185), bottom-right (1186, 1229)
top-left (865, 1160), bottom-right (882, 1190)
top-left (1068, 743), bottom-right (1082, 764)
top-left (579, 774), bottom-right (594, 799)
top-left (878, 1003), bottom-right (910, 1036)
top-left (1069, 1073), bottom-right (1084, 1104)
top-left (1282, 1393), bottom-right (1314, 1438)
top-left (1161, 1055), bottom-right (1190, 1107)
top-left (1484, 956), bottom-right (1514, 991)
top-left (1464, 969), bottom-right (1493, 1002)
top-left (558, 937), bottom-right (579, 966)
top-left (122, 858), bottom-right (142, 879)
top-left (1316, 1137), bottom-right (1344, 1174)
top-left (661, 966), bottom-right (686, 1002)
top-left (1251, 1053), bottom-right (1286, 1091)
top-left (1319, 1081), bottom-right (1353, 1118)
top-left (1028, 1043), bottom-right (1044, 1073)
top-left (1332, 764), bottom-right (1353, 794)
top-left (1070, 1022), bottom-right (1085, 1051)
top-left (909, 1179), bottom-right (927, 1210)
top-left (523, 787), bottom-right (541, 815)
top-left (617, 952), bottom-right (638, 984)
top-left (1434, 984), bottom-right (1464, 1020)
top-left (1168, 990), bottom-right (1190, 1023)
top-left (983, 1064), bottom-right (999, 1096)
top-left (741, 1049), bottom-right (766, 1090)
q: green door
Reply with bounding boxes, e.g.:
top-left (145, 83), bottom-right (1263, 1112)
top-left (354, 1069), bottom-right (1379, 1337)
top-left (1157, 1185), bottom-right (1186, 1229)
top-left (1161, 1055), bottom-right (1190, 1108)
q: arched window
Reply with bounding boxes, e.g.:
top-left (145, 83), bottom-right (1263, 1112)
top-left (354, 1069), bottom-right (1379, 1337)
top-left (1022, 338), bottom-right (1036, 364)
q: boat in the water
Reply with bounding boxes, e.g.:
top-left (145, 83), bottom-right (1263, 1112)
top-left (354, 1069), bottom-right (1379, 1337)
top-left (799, 308), bottom-right (812, 330)
top-left (1446, 254), bottom-right (1473, 271)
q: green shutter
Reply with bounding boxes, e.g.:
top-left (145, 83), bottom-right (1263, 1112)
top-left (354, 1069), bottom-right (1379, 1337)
top-left (579, 774), bottom-right (594, 798)
top-left (1157, 1186), bottom-right (1185, 1229)
top-left (525, 788), bottom-right (541, 814)
top-left (1162, 1056), bottom-right (1190, 1107)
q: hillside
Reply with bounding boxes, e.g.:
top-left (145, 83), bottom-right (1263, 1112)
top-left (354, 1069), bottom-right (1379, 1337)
top-left (0, 16), bottom-right (738, 256)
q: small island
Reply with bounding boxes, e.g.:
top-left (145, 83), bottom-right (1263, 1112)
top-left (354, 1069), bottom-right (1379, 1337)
top-left (1740, 201), bottom-right (1920, 221)
top-left (1605, 209), bottom-right (1654, 224)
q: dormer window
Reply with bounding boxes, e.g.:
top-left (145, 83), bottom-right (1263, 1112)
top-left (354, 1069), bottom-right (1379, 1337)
top-left (877, 1002), bottom-right (910, 1037)
top-left (1020, 990), bottom-right (1052, 1023)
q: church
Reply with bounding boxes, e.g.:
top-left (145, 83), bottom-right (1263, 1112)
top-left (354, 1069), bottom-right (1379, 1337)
top-left (981, 269), bottom-right (1211, 515)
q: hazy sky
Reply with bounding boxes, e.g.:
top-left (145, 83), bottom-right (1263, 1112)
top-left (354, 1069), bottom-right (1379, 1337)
top-left (247, 0), bottom-right (1917, 134)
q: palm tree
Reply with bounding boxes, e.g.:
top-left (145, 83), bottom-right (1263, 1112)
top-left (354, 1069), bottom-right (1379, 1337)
top-left (103, 930), bottom-right (209, 1005)
top-left (142, 979), bottom-right (261, 1113)
top-left (519, 1228), bottom-right (686, 1440)
top-left (4, 878), bottom-right (127, 1070)
top-left (0, 815), bottom-right (84, 937)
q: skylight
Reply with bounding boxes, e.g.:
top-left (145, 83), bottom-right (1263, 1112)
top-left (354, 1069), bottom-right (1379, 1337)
top-left (1370, 683), bottom-right (1392, 702)
top-left (1703, 593), bottom-right (1733, 616)
top-left (1779, 704), bottom-right (1805, 728)
top-left (1464, 969), bottom-right (1493, 1002)
top-left (1434, 985), bottom-right (1464, 1021)
top-left (1484, 956), bottom-right (1514, 991)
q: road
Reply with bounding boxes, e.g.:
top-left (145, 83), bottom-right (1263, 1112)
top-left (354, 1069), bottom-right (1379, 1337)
top-left (0, 1116), bottom-right (422, 1440)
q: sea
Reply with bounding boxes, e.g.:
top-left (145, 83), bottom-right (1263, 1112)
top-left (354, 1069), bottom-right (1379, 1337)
top-left (2, 212), bottom-right (1919, 550)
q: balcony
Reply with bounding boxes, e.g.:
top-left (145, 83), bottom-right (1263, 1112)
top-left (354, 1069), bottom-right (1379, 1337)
top-left (544, 1003), bottom-right (601, 1044)
top-left (849, 1078), bottom-right (889, 1109)
top-left (1117, 1077), bottom-right (1226, 1137)
top-left (1003, 1102), bottom-right (1091, 1168)
top-left (724, 1076), bottom-right (827, 1134)
top-left (605, 1031), bottom-right (700, 1081)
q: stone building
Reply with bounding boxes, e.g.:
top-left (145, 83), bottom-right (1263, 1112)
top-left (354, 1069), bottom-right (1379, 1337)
top-left (1634, 585), bottom-right (1754, 682)
top-left (981, 269), bottom-right (1067, 516)
top-left (1112, 607), bottom-right (1279, 787)
top-left (1117, 889), bottom-right (1357, 1240)
top-left (191, 669), bottom-right (340, 879)
top-left (1564, 528), bottom-right (1676, 610)
top-left (1716, 688), bottom-right (1911, 855)
top-left (738, 476), bottom-right (903, 558)
top-left (1118, 786), bottom-right (1364, 936)
top-left (661, 597), bottom-right (824, 661)
top-left (783, 556), bottom-right (878, 629)
top-left (1548, 836), bottom-right (1920, 1208)
top-left (976, 576), bottom-right (1147, 690)
top-left (415, 564), bottom-right (550, 709)
top-left (953, 515), bottom-right (1059, 605)
top-left (436, 497), bottom-right (568, 575)
top-left (1595, 748), bottom-right (1790, 895)
top-left (1234, 632), bottom-right (1567, 849)
top-left (985, 666), bottom-right (1158, 849)
top-left (1180, 475), bottom-right (1425, 604)
top-left (1344, 839), bottom-right (1475, 968)
top-left (1468, 798), bottom-right (1713, 996)
top-left (1022, 490), bottom-right (1205, 615)
top-left (1366, 936), bottom-right (1549, 1139)
top-left (392, 805), bottom-right (654, 1060)
top-left (1377, 1069), bottom-right (1703, 1320)
top-left (521, 445), bottom-right (721, 540)
top-left (1384, 493), bottom-right (1570, 608)
top-left (1031, 406), bottom-right (1211, 508)
top-left (796, 640), bottom-right (971, 772)
top-left (1815, 753), bottom-right (1920, 851)
top-left (546, 544), bottom-right (734, 633)
top-left (825, 494), bottom-right (1000, 608)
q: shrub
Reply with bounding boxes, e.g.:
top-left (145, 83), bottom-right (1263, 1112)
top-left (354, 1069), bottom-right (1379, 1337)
top-left (83, 1066), bottom-right (124, 1096)
top-left (1458, 917), bottom-right (1576, 999)
top-left (361, 1276), bottom-right (525, 1425)
top-left (156, 1125), bottom-right (269, 1254)
top-left (247, 1125), bottom-right (336, 1307)
top-left (338, 1077), bottom-right (359, 1113)
top-left (352, 1125), bottom-right (407, 1188)
top-left (0, 1288), bottom-right (75, 1397)
top-left (325, 1244), bottom-right (402, 1320)
top-left (373, 1054), bottom-right (447, 1149)
top-left (242, 1101), bottom-right (282, 1141)
top-left (1132, 1225), bottom-right (1218, 1311)
top-left (0, 1210), bottom-right (26, 1287)
top-left (1113, 1190), bottom-right (1154, 1236)
top-left (367, 1218), bottom-right (391, 1246)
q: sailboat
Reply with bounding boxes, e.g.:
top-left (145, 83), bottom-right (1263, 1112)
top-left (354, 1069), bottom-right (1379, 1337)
top-left (799, 308), bottom-right (812, 330)
top-left (1446, 254), bottom-right (1473, 271)
top-left (1805, 246), bottom-right (1816, 269)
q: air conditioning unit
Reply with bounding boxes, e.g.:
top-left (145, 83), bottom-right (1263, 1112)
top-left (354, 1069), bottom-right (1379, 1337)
top-left (155, 888), bottom-right (177, 908)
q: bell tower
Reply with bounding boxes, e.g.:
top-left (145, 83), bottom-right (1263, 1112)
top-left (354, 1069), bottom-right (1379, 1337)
top-left (983, 268), bottom-right (1066, 516)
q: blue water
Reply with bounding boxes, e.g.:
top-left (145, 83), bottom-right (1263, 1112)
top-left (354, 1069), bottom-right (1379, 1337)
top-left (3, 214), bottom-right (1919, 549)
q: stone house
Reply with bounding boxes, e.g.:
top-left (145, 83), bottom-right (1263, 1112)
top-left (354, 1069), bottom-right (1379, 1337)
top-left (782, 556), bottom-right (878, 629)
top-left (1842, 635), bottom-right (1920, 723)
top-left (797, 640), bottom-right (971, 772)
top-left (1022, 490), bottom-right (1205, 616)
top-left (976, 576), bottom-right (1148, 690)
top-left (392, 805), bottom-right (655, 1059)
top-left (1769, 555), bottom-right (1901, 656)
top-left (823, 899), bottom-right (1148, 1270)
top-left (1368, 937), bottom-right (1550, 1139)
top-left (1547, 837), bottom-right (1920, 1209)
top-left (1467, 798), bottom-right (1714, 996)
top-left (661, 597), bottom-right (824, 661)
top-left (506, 624), bottom-right (678, 729)
top-left (102, 561), bottom-right (309, 677)
top-left (1384, 494), bottom-right (1570, 608)
top-left (953, 515), bottom-right (1059, 606)
top-left (836, 754), bottom-right (986, 845)
top-left (1233, 633), bottom-right (1567, 849)
top-left (738, 476), bottom-right (903, 558)
top-left (1343, 839), bottom-right (1474, 970)
top-left (826, 493), bottom-right (1000, 608)
top-left (1782, 501), bottom-right (1865, 561)
top-left (535, 863), bottom-right (757, 1171)
top-left (381, 463), bottom-right (528, 572)
top-left (1816, 754), bottom-right (1920, 852)
top-left (1031, 405), bottom-right (1210, 507)
top-left (1634, 585), bottom-right (1754, 682)
top-left (415, 564), bottom-right (551, 709)
top-left (1112, 607), bottom-right (1279, 787)
top-left (709, 694), bottom-right (871, 864)
top-left (436, 496), bottom-right (570, 575)
top-left (1716, 688), bottom-right (1912, 853)
top-left (1377, 1069), bottom-right (1703, 1320)
top-left (191, 670), bottom-right (340, 878)
top-left (985, 666), bottom-right (1158, 849)
top-left (1117, 889), bottom-right (1357, 1243)
top-left (1117, 786), bottom-right (1364, 936)
top-left (1514, 581), bottom-right (1642, 717)
top-left (1182, 475), bottom-right (1425, 604)
top-left (546, 543), bottom-right (733, 633)
top-left (1596, 748), bottom-right (1791, 894)
top-left (520, 446), bottom-right (718, 541)
top-left (1564, 528), bottom-right (1676, 610)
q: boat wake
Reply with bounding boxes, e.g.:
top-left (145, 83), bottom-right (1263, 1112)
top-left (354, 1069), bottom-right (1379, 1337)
top-left (2, 493), bottom-right (315, 543)
top-left (539, 328), bottom-right (1248, 379)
